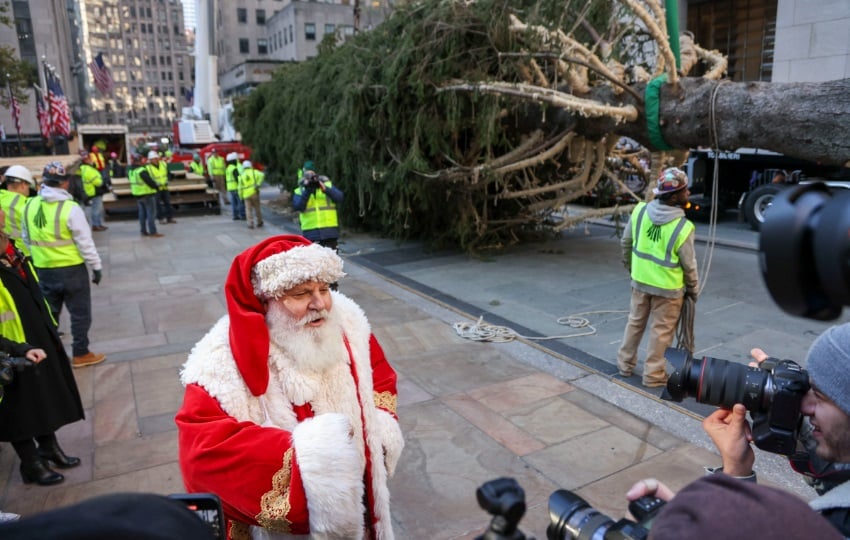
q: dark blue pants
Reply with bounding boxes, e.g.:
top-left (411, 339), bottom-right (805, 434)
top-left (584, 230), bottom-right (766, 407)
top-left (137, 195), bottom-right (157, 234)
top-left (37, 264), bottom-right (92, 357)
top-left (156, 189), bottom-right (173, 221)
top-left (229, 191), bottom-right (245, 219)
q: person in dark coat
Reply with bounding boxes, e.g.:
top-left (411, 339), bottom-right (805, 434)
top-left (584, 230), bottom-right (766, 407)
top-left (0, 206), bottom-right (85, 486)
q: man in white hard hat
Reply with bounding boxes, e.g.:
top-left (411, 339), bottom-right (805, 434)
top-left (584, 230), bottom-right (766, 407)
top-left (238, 160), bottom-right (264, 229)
top-left (0, 165), bottom-right (36, 256)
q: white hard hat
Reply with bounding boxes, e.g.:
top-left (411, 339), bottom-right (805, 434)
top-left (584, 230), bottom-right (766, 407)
top-left (147, 150), bottom-right (159, 160)
top-left (4, 165), bottom-right (35, 187)
top-left (226, 152), bottom-right (238, 162)
top-left (242, 160), bottom-right (252, 169)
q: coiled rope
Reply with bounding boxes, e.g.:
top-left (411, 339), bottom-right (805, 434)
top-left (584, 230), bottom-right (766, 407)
top-left (453, 310), bottom-right (628, 343)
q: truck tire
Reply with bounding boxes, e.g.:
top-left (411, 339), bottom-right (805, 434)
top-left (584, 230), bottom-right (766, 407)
top-left (744, 184), bottom-right (784, 231)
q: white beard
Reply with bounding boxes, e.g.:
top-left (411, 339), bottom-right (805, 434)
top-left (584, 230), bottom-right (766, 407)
top-left (265, 302), bottom-right (348, 374)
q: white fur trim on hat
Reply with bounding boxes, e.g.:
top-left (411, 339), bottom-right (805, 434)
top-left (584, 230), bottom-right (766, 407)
top-left (252, 243), bottom-right (345, 298)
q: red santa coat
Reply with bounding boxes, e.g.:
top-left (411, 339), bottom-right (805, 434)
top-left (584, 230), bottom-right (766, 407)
top-left (176, 293), bottom-right (403, 540)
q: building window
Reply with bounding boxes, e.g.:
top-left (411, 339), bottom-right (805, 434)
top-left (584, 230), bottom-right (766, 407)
top-left (258, 38), bottom-right (268, 54)
top-left (256, 9), bottom-right (266, 25)
top-left (289, 25), bottom-right (293, 43)
top-left (325, 23), bottom-right (335, 35)
top-left (305, 23), bottom-right (315, 41)
top-left (239, 38), bottom-right (250, 53)
top-left (237, 8), bottom-right (247, 23)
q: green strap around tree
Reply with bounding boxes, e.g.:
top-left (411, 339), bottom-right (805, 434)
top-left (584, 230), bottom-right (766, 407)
top-left (645, 74), bottom-right (673, 151)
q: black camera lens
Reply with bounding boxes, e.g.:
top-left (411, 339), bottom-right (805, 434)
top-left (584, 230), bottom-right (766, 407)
top-left (664, 349), bottom-right (772, 413)
top-left (547, 490), bottom-right (614, 540)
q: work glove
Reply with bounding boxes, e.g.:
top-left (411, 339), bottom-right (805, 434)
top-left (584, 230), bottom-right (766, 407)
top-left (92, 269), bottom-right (103, 285)
top-left (685, 289), bottom-right (698, 302)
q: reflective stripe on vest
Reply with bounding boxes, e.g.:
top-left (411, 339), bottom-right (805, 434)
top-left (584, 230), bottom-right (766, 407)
top-left (238, 169), bottom-right (263, 199)
top-left (209, 155), bottom-right (226, 175)
top-left (23, 198), bottom-right (85, 268)
top-left (225, 164), bottom-right (240, 191)
top-left (147, 162), bottom-right (169, 189)
top-left (630, 202), bottom-right (693, 290)
top-left (0, 191), bottom-right (32, 257)
top-left (295, 185), bottom-right (339, 230)
top-left (0, 287), bottom-right (25, 342)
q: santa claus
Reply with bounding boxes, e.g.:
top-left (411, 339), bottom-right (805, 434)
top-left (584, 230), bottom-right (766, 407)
top-left (176, 235), bottom-right (404, 540)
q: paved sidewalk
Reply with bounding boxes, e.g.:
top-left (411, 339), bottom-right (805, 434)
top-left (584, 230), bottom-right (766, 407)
top-left (0, 203), bottom-right (815, 538)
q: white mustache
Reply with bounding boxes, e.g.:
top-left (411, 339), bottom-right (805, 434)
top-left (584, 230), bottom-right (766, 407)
top-left (297, 310), bottom-right (330, 326)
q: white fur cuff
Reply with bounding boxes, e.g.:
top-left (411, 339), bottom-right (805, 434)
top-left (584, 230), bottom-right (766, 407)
top-left (252, 244), bottom-right (345, 298)
top-left (291, 413), bottom-right (364, 538)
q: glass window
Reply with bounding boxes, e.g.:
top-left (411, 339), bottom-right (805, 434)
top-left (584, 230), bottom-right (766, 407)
top-left (237, 8), bottom-right (247, 23)
top-left (256, 9), bottom-right (266, 25)
top-left (257, 38), bottom-right (268, 54)
top-left (325, 23), bottom-right (335, 35)
top-left (305, 23), bottom-right (315, 41)
top-left (239, 38), bottom-right (250, 54)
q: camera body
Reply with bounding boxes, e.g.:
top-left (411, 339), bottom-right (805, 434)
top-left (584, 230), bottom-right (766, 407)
top-left (303, 171), bottom-right (323, 189)
top-left (662, 348), bottom-right (810, 455)
top-left (168, 493), bottom-right (225, 539)
top-left (0, 352), bottom-right (34, 403)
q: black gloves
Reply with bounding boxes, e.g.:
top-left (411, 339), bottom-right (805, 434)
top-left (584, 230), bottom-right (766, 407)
top-left (92, 269), bottom-right (102, 285)
top-left (685, 289), bottom-right (698, 302)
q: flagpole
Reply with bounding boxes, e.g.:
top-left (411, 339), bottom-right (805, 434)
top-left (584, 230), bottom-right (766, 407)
top-left (41, 56), bottom-right (56, 155)
top-left (5, 73), bottom-right (23, 156)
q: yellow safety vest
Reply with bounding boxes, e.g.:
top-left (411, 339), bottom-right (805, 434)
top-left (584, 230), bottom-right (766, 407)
top-left (0, 190), bottom-right (31, 257)
top-left (130, 166), bottom-right (157, 196)
top-left (0, 285), bottom-right (26, 343)
top-left (238, 168), bottom-right (264, 200)
top-left (225, 164), bottom-right (240, 192)
top-left (91, 152), bottom-right (106, 171)
top-left (146, 162), bottom-right (169, 190)
top-left (23, 197), bottom-right (85, 269)
top-left (294, 183), bottom-right (339, 231)
top-left (208, 155), bottom-right (226, 176)
top-left (79, 163), bottom-right (103, 198)
top-left (190, 161), bottom-right (204, 176)
top-left (629, 202), bottom-right (694, 290)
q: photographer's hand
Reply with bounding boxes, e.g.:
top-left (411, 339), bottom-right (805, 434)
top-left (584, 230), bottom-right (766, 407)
top-left (749, 347), bottom-right (769, 367)
top-left (626, 478), bottom-right (676, 502)
top-left (703, 404), bottom-right (755, 477)
top-left (25, 348), bottom-right (47, 363)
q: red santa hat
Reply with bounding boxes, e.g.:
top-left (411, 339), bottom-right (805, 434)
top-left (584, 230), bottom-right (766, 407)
top-left (225, 235), bottom-right (345, 396)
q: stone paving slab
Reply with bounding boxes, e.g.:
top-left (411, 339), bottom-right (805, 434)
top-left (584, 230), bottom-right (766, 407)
top-left (0, 195), bottom-right (822, 538)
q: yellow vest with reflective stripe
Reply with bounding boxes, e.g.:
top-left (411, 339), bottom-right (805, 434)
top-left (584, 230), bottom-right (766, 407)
top-left (91, 152), bottom-right (106, 170)
top-left (130, 166), bottom-right (157, 196)
top-left (225, 164), bottom-right (240, 191)
top-left (190, 161), bottom-right (204, 176)
top-left (629, 202), bottom-right (694, 290)
top-left (0, 285), bottom-right (26, 343)
top-left (208, 155), bottom-right (226, 175)
top-left (23, 197), bottom-right (85, 268)
top-left (146, 162), bottom-right (169, 189)
top-left (79, 163), bottom-right (103, 198)
top-left (0, 190), bottom-right (31, 257)
top-left (238, 168), bottom-right (263, 200)
top-left (294, 184), bottom-right (339, 230)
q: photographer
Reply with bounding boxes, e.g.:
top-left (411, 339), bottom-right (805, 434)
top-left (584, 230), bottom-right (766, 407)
top-left (686, 323), bottom-right (850, 536)
top-left (292, 161), bottom-right (344, 251)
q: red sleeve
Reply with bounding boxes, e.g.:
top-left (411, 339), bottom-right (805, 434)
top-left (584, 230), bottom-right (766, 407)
top-left (175, 384), bottom-right (310, 533)
top-left (369, 334), bottom-right (399, 419)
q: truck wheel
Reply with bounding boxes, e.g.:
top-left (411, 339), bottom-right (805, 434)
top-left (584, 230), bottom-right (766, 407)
top-left (744, 184), bottom-right (783, 231)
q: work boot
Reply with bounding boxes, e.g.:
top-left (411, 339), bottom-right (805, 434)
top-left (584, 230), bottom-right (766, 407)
top-left (73, 352), bottom-right (106, 368)
top-left (150, 233), bottom-right (165, 238)
top-left (166, 219), bottom-right (177, 224)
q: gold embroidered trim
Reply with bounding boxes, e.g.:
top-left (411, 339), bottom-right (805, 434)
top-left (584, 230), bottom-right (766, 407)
top-left (256, 448), bottom-right (294, 533)
top-left (374, 391), bottom-right (397, 415)
top-left (229, 520), bottom-right (251, 540)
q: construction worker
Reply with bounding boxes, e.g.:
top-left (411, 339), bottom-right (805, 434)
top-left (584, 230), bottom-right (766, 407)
top-left (616, 167), bottom-right (699, 387)
top-left (189, 153), bottom-right (205, 177)
top-left (0, 165), bottom-right (36, 256)
top-left (78, 151), bottom-right (107, 232)
top-left (225, 152), bottom-right (245, 220)
top-left (292, 161), bottom-right (344, 251)
top-left (21, 166), bottom-right (106, 369)
top-left (206, 149), bottom-right (228, 206)
top-left (238, 160), bottom-right (264, 229)
top-left (145, 151), bottom-right (176, 225)
top-left (130, 153), bottom-right (163, 238)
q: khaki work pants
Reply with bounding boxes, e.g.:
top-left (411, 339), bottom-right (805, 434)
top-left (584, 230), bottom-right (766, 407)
top-left (617, 288), bottom-right (683, 385)
top-left (212, 175), bottom-right (228, 205)
top-left (243, 193), bottom-right (262, 227)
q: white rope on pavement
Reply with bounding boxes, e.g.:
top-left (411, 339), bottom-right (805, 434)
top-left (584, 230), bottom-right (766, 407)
top-left (453, 310), bottom-right (629, 343)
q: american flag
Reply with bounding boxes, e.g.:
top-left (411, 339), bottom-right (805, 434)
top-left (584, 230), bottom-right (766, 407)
top-left (10, 92), bottom-right (21, 134)
top-left (46, 71), bottom-right (71, 137)
top-left (35, 86), bottom-right (51, 139)
top-left (88, 52), bottom-right (114, 96)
